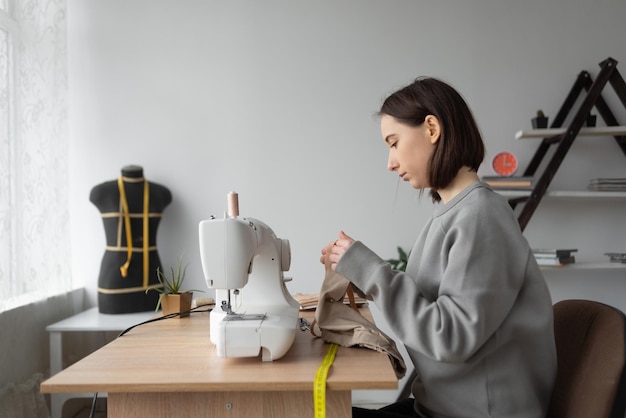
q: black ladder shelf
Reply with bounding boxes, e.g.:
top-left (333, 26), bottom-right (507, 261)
top-left (510, 57), bottom-right (626, 231)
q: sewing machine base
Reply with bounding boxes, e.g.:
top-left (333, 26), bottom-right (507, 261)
top-left (210, 307), bottom-right (298, 361)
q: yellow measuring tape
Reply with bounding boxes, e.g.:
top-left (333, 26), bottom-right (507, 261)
top-left (117, 177), bottom-right (150, 288)
top-left (314, 342), bottom-right (339, 418)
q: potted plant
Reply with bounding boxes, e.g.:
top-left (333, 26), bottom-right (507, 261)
top-left (386, 246), bottom-right (409, 272)
top-left (586, 113), bottom-right (597, 127)
top-left (532, 110), bottom-right (549, 129)
top-left (146, 256), bottom-right (200, 318)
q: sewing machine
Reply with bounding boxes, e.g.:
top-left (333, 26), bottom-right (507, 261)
top-left (198, 193), bottom-right (299, 361)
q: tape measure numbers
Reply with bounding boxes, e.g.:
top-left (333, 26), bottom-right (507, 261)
top-left (314, 342), bottom-right (339, 418)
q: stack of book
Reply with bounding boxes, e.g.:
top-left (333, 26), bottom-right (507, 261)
top-left (482, 176), bottom-right (534, 190)
top-left (533, 248), bottom-right (577, 266)
top-left (604, 252), bottom-right (626, 263)
top-left (587, 178), bottom-right (626, 191)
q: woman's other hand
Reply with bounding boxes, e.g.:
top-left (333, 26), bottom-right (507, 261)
top-left (320, 231), bottom-right (355, 271)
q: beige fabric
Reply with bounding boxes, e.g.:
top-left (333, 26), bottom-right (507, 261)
top-left (313, 245), bottom-right (407, 379)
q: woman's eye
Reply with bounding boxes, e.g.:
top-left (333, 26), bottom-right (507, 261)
top-left (390, 142), bottom-right (398, 148)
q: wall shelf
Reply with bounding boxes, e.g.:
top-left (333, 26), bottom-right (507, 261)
top-left (508, 57), bottom-right (626, 231)
top-left (540, 262), bottom-right (626, 270)
top-left (516, 126), bottom-right (626, 139)
top-left (497, 190), bottom-right (626, 199)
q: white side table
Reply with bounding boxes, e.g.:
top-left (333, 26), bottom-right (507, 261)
top-left (47, 307), bottom-right (155, 418)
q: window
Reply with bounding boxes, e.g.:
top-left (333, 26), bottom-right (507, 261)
top-left (0, 0), bottom-right (72, 312)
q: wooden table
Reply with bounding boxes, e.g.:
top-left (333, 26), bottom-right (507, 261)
top-left (41, 308), bottom-right (398, 418)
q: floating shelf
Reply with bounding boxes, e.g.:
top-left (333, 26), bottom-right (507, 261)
top-left (515, 126), bottom-right (626, 139)
top-left (496, 190), bottom-right (626, 199)
top-left (541, 261), bottom-right (626, 270)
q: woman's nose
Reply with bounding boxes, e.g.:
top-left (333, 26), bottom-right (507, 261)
top-left (387, 153), bottom-right (398, 171)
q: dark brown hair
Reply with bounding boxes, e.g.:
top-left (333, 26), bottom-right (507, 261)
top-left (379, 77), bottom-right (484, 202)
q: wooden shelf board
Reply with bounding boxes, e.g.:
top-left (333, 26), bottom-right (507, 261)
top-left (515, 126), bottom-right (626, 139)
top-left (496, 190), bottom-right (626, 198)
top-left (540, 261), bottom-right (626, 270)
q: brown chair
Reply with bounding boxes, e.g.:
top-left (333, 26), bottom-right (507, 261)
top-left (547, 299), bottom-right (626, 418)
top-left (396, 299), bottom-right (626, 418)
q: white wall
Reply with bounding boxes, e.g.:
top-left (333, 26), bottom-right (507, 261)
top-left (67, 0), bottom-right (626, 404)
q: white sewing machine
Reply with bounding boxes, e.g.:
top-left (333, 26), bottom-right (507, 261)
top-left (198, 192), bottom-right (299, 361)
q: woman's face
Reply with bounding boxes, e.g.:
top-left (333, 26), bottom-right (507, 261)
top-left (381, 114), bottom-right (440, 190)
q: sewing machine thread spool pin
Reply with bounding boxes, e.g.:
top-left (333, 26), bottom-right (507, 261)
top-left (227, 191), bottom-right (239, 218)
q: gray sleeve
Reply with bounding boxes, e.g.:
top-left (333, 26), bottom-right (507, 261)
top-left (336, 204), bottom-right (534, 363)
top-left (335, 241), bottom-right (392, 298)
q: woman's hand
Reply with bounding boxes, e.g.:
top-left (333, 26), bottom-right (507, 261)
top-left (320, 231), bottom-right (355, 271)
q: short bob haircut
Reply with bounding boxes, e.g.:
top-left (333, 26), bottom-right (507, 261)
top-left (378, 77), bottom-right (485, 202)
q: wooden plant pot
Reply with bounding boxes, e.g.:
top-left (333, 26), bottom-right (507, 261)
top-left (161, 292), bottom-right (193, 318)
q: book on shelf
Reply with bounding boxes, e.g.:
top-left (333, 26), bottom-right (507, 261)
top-left (482, 176), bottom-right (534, 189)
top-left (532, 248), bottom-right (577, 267)
top-left (534, 255), bottom-right (576, 266)
top-left (588, 178), bottom-right (626, 191)
top-left (532, 248), bottom-right (578, 258)
top-left (604, 252), bottom-right (626, 263)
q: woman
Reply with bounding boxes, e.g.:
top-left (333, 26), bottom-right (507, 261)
top-left (321, 77), bottom-right (556, 418)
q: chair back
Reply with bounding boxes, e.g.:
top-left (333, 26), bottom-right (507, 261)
top-left (547, 299), bottom-right (626, 418)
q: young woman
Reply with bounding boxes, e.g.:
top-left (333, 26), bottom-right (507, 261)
top-left (321, 77), bottom-right (556, 418)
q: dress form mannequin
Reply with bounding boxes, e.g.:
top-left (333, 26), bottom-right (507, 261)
top-left (89, 165), bottom-right (172, 314)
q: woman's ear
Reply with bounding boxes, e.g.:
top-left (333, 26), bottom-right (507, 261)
top-left (424, 115), bottom-right (441, 144)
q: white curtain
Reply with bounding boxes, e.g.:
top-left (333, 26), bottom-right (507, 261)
top-left (0, 373), bottom-right (50, 418)
top-left (0, 0), bottom-right (71, 312)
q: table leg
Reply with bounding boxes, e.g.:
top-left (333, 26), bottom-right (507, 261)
top-left (49, 331), bottom-right (63, 418)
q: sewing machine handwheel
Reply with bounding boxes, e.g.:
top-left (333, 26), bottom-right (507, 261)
top-left (280, 239), bottom-right (291, 271)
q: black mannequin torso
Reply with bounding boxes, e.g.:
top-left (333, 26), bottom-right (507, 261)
top-left (90, 165), bottom-right (172, 314)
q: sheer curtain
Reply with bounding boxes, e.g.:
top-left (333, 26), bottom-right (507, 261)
top-left (0, 0), bottom-right (71, 313)
top-left (0, 374), bottom-right (49, 418)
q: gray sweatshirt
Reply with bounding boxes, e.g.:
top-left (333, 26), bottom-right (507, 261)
top-left (336, 182), bottom-right (556, 418)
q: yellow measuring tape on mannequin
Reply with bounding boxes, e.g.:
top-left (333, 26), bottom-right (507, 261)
top-left (117, 177), bottom-right (150, 288)
top-left (142, 180), bottom-right (149, 288)
top-left (314, 342), bottom-right (339, 418)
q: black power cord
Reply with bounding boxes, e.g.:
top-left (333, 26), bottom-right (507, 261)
top-left (118, 305), bottom-right (212, 337)
top-left (87, 305), bottom-right (214, 418)
top-left (88, 392), bottom-right (98, 418)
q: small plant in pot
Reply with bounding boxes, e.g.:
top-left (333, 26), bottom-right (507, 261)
top-left (586, 113), bottom-right (597, 127)
top-left (532, 110), bottom-right (549, 129)
top-left (146, 256), bottom-right (200, 318)
top-left (386, 246), bottom-right (409, 272)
